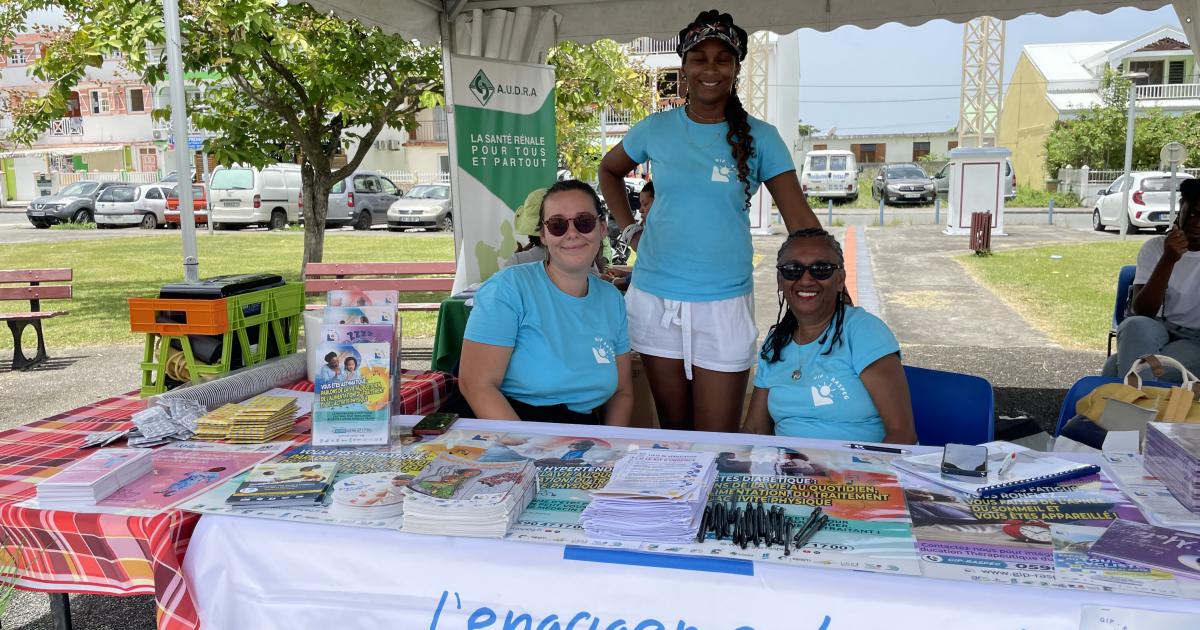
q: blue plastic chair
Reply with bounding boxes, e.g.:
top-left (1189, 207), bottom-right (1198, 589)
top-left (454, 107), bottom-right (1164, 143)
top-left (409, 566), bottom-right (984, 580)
top-left (1107, 265), bottom-right (1136, 357)
top-left (1055, 375), bottom-right (1175, 436)
top-left (904, 365), bottom-right (995, 446)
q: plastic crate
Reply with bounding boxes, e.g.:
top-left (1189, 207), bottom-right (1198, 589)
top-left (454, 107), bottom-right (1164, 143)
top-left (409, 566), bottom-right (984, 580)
top-left (133, 283), bottom-right (303, 396)
top-left (128, 297), bottom-right (230, 335)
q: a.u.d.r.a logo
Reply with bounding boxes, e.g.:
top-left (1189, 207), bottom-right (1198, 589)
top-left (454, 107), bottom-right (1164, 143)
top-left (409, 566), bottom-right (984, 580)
top-left (469, 69), bottom-right (495, 106)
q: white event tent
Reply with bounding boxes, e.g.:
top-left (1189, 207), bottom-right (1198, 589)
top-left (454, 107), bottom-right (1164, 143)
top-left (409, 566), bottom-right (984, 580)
top-left (166, 0), bottom-right (1200, 279)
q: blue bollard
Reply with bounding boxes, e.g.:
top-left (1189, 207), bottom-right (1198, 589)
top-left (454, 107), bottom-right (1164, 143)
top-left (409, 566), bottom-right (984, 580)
top-left (879, 196), bottom-right (885, 225)
top-left (1048, 198), bottom-right (1055, 225)
top-left (934, 197), bottom-right (941, 225)
top-left (827, 199), bottom-right (833, 224)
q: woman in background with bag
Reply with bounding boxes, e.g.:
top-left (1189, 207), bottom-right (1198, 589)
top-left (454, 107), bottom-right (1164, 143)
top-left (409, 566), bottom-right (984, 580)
top-left (1107, 178), bottom-right (1200, 382)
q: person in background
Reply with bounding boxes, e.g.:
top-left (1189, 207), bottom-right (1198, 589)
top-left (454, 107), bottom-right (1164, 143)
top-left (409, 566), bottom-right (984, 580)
top-left (503, 188), bottom-right (549, 269)
top-left (1106, 177), bottom-right (1200, 381)
top-left (608, 181), bottom-right (654, 290)
top-left (453, 180), bottom-right (634, 425)
top-left (742, 228), bottom-right (915, 444)
top-left (598, 10), bottom-right (819, 433)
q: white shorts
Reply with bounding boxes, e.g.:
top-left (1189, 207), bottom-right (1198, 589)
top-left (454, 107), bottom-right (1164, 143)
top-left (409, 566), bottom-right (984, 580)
top-left (625, 285), bottom-right (758, 379)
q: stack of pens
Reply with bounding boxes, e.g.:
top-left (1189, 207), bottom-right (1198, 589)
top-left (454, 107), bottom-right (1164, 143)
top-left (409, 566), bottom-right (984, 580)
top-left (695, 500), bottom-right (828, 555)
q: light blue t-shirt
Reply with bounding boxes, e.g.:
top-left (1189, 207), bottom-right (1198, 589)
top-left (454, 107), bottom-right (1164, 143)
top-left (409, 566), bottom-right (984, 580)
top-left (622, 107), bottom-right (795, 301)
top-left (753, 307), bottom-right (901, 442)
top-left (465, 262), bottom-right (630, 414)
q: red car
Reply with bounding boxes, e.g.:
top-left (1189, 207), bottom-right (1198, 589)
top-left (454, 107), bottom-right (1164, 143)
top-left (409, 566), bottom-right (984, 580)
top-left (165, 184), bottom-right (209, 227)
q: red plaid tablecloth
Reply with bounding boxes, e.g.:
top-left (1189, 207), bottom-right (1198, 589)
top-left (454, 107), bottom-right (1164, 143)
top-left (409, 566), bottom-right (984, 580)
top-left (0, 370), bottom-right (454, 630)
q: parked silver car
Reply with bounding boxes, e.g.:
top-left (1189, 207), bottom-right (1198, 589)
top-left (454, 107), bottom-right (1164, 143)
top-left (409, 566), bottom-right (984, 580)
top-left (326, 171), bottom-right (404, 230)
top-left (386, 184), bottom-right (452, 232)
top-left (94, 183), bottom-right (170, 229)
top-left (871, 163), bottom-right (935, 205)
top-left (26, 180), bottom-right (125, 228)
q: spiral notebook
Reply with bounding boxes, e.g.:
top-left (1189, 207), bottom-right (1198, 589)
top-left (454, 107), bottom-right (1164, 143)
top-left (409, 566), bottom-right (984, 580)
top-left (891, 441), bottom-right (1100, 499)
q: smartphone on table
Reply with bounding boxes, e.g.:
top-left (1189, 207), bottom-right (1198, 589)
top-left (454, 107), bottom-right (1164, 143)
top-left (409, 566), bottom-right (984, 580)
top-left (413, 412), bottom-right (459, 436)
top-left (940, 443), bottom-right (988, 478)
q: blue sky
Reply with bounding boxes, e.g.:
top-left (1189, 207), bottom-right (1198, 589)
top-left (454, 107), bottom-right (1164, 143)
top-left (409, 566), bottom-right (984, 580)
top-left (795, 6), bottom-right (1183, 135)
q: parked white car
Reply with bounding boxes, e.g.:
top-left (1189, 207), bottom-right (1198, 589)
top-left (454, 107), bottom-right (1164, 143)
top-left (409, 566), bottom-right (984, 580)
top-left (207, 163), bottom-right (302, 229)
top-left (94, 183), bottom-right (169, 229)
top-left (1093, 171), bottom-right (1196, 234)
top-left (800, 150), bottom-right (858, 201)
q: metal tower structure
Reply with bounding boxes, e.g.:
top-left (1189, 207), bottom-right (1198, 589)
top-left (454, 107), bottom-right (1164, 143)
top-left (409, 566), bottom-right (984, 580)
top-left (958, 17), bottom-right (1005, 148)
top-left (740, 32), bottom-right (771, 118)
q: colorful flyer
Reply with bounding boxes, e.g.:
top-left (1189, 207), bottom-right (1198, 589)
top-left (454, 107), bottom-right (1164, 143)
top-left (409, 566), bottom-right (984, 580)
top-left (313, 329), bottom-right (392, 446)
top-left (96, 441), bottom-right (289, 511)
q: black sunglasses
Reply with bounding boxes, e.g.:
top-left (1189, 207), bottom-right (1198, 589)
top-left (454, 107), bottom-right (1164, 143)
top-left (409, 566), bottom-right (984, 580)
top-left (776, 261), bottom-right (842, 281)
top-left (541, 212), bottom-right (598, 237)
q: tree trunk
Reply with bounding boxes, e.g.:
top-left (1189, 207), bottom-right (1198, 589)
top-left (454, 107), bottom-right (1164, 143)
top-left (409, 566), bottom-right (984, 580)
top-left (301, 159), bottom-right (333, 274)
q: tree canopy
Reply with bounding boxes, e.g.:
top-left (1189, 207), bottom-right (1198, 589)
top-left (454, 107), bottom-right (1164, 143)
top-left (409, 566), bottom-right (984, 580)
top-left (2, 0), bottom-right (442, 268)
top-left (549, 40), bottom-right (653, 182)
top-left (1044, 69), bottom-right (1200, 176)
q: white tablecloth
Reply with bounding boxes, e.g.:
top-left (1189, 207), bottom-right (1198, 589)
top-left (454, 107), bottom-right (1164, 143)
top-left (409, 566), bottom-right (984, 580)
top-left (182, 420), bottom-right (1200, 630)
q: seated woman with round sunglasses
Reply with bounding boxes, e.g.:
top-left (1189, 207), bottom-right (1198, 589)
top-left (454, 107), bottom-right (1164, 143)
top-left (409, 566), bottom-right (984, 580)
top-left (743, 228), bottom-right (916, 444)
top-left (454, 179), bottom-right (634, 425)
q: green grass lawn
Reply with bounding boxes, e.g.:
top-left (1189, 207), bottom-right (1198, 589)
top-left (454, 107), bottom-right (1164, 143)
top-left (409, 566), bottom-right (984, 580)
top-left (958, 241), bottom-right (1142, 349)
top-left (0, 232), bottom-right (454, 348)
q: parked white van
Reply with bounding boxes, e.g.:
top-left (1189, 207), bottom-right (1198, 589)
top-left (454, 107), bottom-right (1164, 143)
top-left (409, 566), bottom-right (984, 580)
top-left (208, 163), bottom-right (302, 229)
top-left (800, 150), bottom-right (859, 202)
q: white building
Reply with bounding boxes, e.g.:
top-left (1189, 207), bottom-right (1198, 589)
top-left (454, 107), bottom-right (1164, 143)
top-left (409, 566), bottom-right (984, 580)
top-left (803, 131), bottom-right (961, 166)
top-left (1, 34), bottom-right (158, 201)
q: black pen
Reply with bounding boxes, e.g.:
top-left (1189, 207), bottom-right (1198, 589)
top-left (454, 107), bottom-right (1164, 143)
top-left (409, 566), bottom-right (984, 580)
top-left (845, 443), bottom-right (911, 455)
top-left (794, 514), bottom-right (829, 550)
top-left (792, 506), bottom-right (823, 545)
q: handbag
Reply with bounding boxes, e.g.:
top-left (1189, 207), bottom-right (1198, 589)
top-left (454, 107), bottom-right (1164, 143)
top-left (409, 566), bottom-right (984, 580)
top-left (1076, 354), bottom-right (1200, 424)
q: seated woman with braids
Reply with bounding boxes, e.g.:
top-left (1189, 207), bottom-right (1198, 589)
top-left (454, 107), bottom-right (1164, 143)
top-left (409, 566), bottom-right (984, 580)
top-left (742, 228), bottom-right (916, 444)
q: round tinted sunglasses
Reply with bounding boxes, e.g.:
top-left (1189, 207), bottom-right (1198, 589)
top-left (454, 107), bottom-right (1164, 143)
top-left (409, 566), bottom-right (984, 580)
top-left (776, 261), bottom-right (842, 281)
top-left (540, 212), bottom-right (599, 237)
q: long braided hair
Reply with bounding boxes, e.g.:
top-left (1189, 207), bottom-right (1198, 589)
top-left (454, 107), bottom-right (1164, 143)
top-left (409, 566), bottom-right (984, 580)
top-left (761, 228), bottom-right (852, 364)
top-left (724, 82), bottom-right (754, 210)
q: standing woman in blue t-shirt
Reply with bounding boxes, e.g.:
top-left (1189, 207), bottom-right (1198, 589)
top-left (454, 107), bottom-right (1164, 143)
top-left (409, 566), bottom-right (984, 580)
top-left (598, 10), bottom-right (820, 432)
top-left (455, 180), bottom-right (634, 425)
top-left (743, 228), bottom-right (915, 444)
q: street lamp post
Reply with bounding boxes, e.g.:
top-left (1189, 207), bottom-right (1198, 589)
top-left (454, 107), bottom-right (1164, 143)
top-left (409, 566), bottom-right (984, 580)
top-left (1118, 71), bottom-right (1149, 241)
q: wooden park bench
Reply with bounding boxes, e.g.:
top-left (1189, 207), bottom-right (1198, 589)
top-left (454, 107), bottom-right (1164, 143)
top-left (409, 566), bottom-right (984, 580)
top-left (1, 268), bottom-right (73, 370)
top-left (303, 261), bottom-right (456, 311)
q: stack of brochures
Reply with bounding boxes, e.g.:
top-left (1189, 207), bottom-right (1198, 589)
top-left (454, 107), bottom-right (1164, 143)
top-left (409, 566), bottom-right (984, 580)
top-left (312, 290), bottom-right (399, 447)
top-left (37, 448), bottom-right (154, 507)
top-left (580, 449), bottom-right (718, 543)
top-left (1090, 519), bottom-right (1200, 580)
top-left (225, 461), bottom-right (338, 508)
top-left (401, 454), bottom-right (537, 538)
top-left (1144, 422), bottom-right (1200, 513)
top-left (194, 394), bottom-right (300, 443)
top-left (891, 441), bottom-right (1100, 499)
top-left (328, 472), bottom-right (410, 521)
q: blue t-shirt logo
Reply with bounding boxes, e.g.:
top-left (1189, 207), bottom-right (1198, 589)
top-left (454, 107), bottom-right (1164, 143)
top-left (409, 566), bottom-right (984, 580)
top-left (591, 336), bottom-right (615, 364)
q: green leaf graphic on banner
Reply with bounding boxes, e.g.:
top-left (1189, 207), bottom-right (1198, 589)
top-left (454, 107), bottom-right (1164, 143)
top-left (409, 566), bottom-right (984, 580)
top-left (455, 91), bottom-right (558, 212)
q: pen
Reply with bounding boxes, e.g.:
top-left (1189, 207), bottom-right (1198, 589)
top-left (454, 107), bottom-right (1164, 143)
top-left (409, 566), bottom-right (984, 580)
top-left (794, 514), bottom-right (829, 550)
top-left (845, 443), bottom-right (911, 455)
top-left (997, 452), bottom-right (1018, 479)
